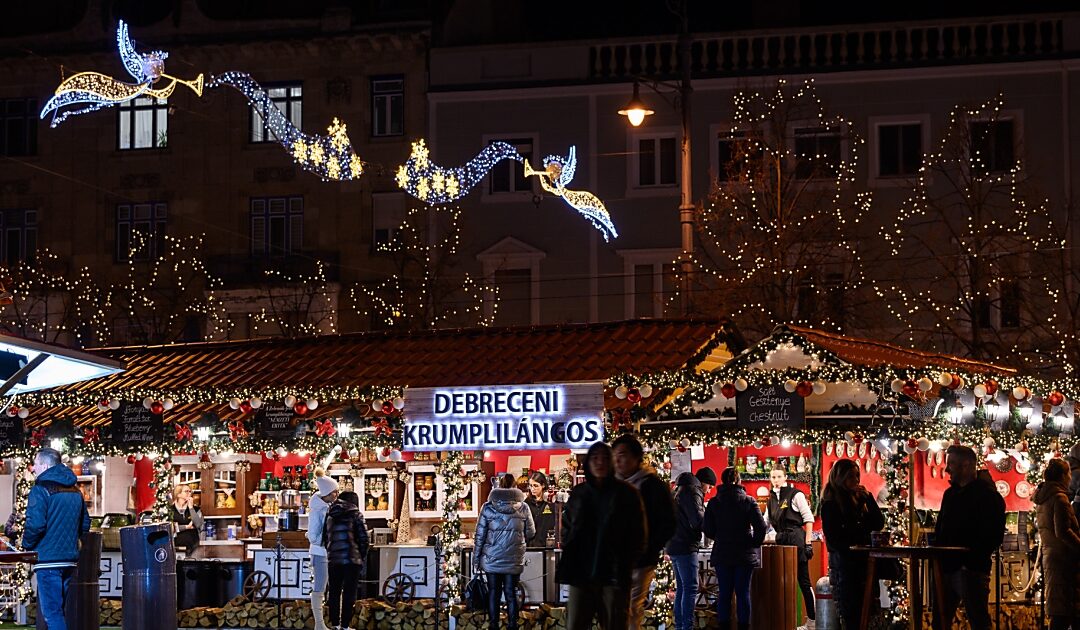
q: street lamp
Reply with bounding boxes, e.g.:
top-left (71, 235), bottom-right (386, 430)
top-left (622, 6), bottom-right (695, 315)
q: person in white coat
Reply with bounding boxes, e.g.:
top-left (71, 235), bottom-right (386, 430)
top-left (308, 473), bottom-right (339, 630)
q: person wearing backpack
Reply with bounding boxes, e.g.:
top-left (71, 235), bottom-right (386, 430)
top-left (323, 491), bottom-right (368, 630)
top-left (474, 473), bottom-right (536, 629)
top-left (23, 448), bottom-right (91, 630)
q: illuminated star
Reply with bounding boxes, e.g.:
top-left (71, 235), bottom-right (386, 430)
top-left (327, 159), bottom-right (341, 180)
top-left (416, 177), bottom-right (430, 200)
top-left (292, 140), bottom-right (308, 162)
top-left (395, 165), bottom-right (410, 189)
top-left (349, 155), bottom-right (364, 179)
top-left (309, 143), bottom-right (325, 165)
top-left (445, 174), bottom-right (460, 198)
top-left (411, 140), bottom-right (430, 170)
top-left (328, 118), bottom-right (348, 152)
top-left (432, 171), bottom-right (445, 192)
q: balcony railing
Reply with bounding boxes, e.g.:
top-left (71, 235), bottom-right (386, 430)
top-left (589, 16), bottom-right (1065, 80)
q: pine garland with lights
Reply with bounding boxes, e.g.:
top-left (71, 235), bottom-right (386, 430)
top-left (434, 452), bottom-right (484, 602)
top-left (4, 457), bottom-right (34, 603)
top-left (151, 452), bottom-right (174, 521)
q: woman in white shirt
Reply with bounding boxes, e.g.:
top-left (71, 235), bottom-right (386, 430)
top-left (308, 473), bottom-right (339, 630)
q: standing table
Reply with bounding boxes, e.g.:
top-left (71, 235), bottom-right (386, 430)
top-left (852, 545), bottom-right (968, 629)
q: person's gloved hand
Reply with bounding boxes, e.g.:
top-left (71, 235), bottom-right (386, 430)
top-left (804, 544), bottom-right (814, 560)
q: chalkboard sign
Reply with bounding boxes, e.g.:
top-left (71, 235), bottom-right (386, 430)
top-left (255, 404), bottom-right (300, 440)
top-left (0, 415), bottom-right (23, 448)
top-left (111, 402), bottom-right (163, 446)
top-left (736, 384), bottom-right (805, 429)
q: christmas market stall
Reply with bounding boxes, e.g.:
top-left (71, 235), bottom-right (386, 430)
top-left (2, 319), bottom-right (746, 629)
top-left (609, 324), bottom-right (1059, 629)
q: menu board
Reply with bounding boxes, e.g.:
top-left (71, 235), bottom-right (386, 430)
top-left (736, 384), bottom-right (804, 429)
top-left (0, 414), bottom-right (23, 448)
top-left (111, 402), bottom-right (164, 446)
top-left (255, 404), bottom-right (299, 440)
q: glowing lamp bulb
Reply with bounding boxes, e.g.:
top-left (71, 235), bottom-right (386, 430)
top-left (618, 83), bottom-right (654, 127)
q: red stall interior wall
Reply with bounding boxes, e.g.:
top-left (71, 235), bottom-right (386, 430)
top-left (913, 450), bottom-right (1031, 512)
top-left (134, 456), bottom-right (154, 514)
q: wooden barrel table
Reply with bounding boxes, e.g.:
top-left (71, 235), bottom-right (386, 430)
top-left (725, 544), bottom-right (799, 630)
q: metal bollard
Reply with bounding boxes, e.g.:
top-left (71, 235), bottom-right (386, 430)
top-left (814, 576), bottom-right (841, 630)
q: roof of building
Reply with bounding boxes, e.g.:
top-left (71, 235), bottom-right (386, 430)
top-left (34, 318), bottom-right (744, 426)
top-left (783, 324), bottom-right (1019, 375)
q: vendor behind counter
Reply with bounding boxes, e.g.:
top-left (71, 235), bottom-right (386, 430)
top-left (523, 472), bottom-right (556, 548)
top-left (171, 485), bottom-right (203, 554)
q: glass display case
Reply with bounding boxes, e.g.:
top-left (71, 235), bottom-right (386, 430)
top-left (358, 468), bottom-right (396, 519)
top-left (406, 463), bottom-right (482, 519)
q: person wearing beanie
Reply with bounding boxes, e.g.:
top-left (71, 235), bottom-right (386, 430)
top-left (767, 467), bottom-right (816, 629)
top-left (307, 471), bottom-right (339, 630)
top-left (666, 467), bottom-right (715, 630)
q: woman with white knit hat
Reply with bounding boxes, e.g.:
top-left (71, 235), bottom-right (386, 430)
top-left (308, 471), bottom-right (340, 630)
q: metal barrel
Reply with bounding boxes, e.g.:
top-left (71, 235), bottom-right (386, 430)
top-left (35, 531), bottom-right (102, 630)
top-left (814, 575), bottom-right (841, 630)
top-left (120, 523), bottom-right (176, 630)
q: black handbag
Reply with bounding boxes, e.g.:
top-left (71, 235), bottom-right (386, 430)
top-left (464, 572), bottom-right (489, 611)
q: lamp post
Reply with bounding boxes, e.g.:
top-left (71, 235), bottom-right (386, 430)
top-left (619, 5), bottom-right (695, 316)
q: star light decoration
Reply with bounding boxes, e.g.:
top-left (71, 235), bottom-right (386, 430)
top-left (40, 20), bottom-right (204, 127)
top-left (683, 79), bottom-right (869, 337)
top-left (523, 146), bottom-right (618, 241)
top-left (209, 72), bottom-right (363, 181)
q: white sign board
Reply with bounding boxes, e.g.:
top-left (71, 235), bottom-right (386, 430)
top-left (403, 383), bottom-right (605, 452)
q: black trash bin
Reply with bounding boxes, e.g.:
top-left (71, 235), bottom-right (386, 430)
top-left (120, 523), bottom-right (176, 630)
top-left (34, 531), bottom-right (101, 630)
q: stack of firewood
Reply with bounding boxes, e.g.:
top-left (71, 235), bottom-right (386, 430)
top-left (454, 607), bottom-right (544, 630)
top-left (352, 598), bottom-right (438, 629)
top-left (220, 595), bottom-right (281, 628)
top-left (177, 606), bottom-right (223, 627)
top-left (100, 598), bottom-right (123, 626)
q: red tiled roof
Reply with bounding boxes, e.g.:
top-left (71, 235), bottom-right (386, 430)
top-left (36, 319), bottom-right (742, 426)
top-left (784, 325), bottom-right (1019, 375)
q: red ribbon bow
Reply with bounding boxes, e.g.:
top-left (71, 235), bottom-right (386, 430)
top-left (30, 428), bottom-right (45, 447)
top-left (372, 418), bottom-right (391, 436)
top-left (174, 423), bottom-right (193, 442)
top-left (315, 419), bottom-right (336, 437)
top-left (82, 428), bottom-right (99, 445)
top-left (609, 409), bottom-right (632, 433)
top-left (228, 420), bottom-right (248, 442)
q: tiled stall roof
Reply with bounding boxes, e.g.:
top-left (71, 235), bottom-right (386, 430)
top-left (785, 325), bottom-right (1018, 375)
top-left (38, 319), bottom-right (743, 426)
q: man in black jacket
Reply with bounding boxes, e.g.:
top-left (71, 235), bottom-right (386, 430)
top-left (934, 445), bottom-right (1006, 630)
top-left (613, 434), bottom-right (676, 630)
top-left (666, 467), bottom-right (715, 630)
top-left (556, 442), bottom-right (646, 630)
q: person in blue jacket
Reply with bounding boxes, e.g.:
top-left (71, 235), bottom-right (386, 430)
top-left (702, 467), bottom-right (767, 630)
top-left (23, 448), bottom-right (91, 630)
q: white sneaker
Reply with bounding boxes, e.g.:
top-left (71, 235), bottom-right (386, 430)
top-left (796, 618), bottom-right (816, 630)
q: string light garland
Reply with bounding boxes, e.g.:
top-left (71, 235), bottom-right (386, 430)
top-left (40, 20), bottom-right (203, 127)
top-left (523, 146), bottom-right (618, 241)
top-left (396, 139), bottom-right (521, 204)
top-left (435, 452), bottom-right (487, 601)
top-left (248, 260), bottom-right (339, 337)
top-left (0, 250), bottom-right (109, 348)
top-left (676, 78), bottom-right (868, 338)
top-left (208, 72), bottom-right (363, 182)
top-left (349, 205), bottom-right (498, 329)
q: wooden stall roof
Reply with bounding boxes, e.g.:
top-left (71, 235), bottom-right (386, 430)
top-left (37, 319), bottom-right (745, 427)
top-left (784, 325), bottom-right (1019, 375)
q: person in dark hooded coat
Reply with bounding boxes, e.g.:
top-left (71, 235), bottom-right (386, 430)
top-left (1034, 458), bottom-right (1080, 630)
top-left (556, 442), bottom-right (646, 630)
top-left (323, 491), bottom-right (368, 630)
top-left (666, 468), bottom-right (715, 630)
top-left (474, 473), bottom-right (535, 629)
top-left (702, 467), bottom-right (766, 630)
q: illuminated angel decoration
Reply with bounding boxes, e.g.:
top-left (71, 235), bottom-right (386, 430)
top-left (40, 21), bottom-right (204, 127)
top-left (524, 146), bottom-right (618, 241)
top-left (208, 72), bottom-right (363, 181)
top-left (396, 139), bottom-right (523, 204)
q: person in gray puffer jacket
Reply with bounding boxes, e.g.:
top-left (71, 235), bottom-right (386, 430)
top-left (474, 473), bottom-right (536, 629)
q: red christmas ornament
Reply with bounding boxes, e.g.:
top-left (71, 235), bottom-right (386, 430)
top-left (852, 432), bottom-right (864, 445)
top-left (901, 380), bottom-right (919, 398)
top-left (720, 383), bottom-right (737, 399)
top-left (381, 401), bottom-right (395, 415)
top-left (5, 406), bottom-right (16, 417)
top-left (677, 444), bottom-right (687, 453)
top-left (1048, 391), bottom-right (1065, 407)
top-left (949, 375), bottom-right (963, 390)
top-left (150, 401), bottom-right (165, 415)
top-left (239, 401), bottom-right (253, 414)
top-left (626, 388), bottom-right (642, 404)
top-left (795, 381), bottom-right (814, 398)
top-left (984, 379), bottom-right (998, 396)
top-left (906, 438), bottom-right (919, 449)
top-left (293, 402), bottom-right (309, 416)
top-left (126, 455), bottom-right (136, 465)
